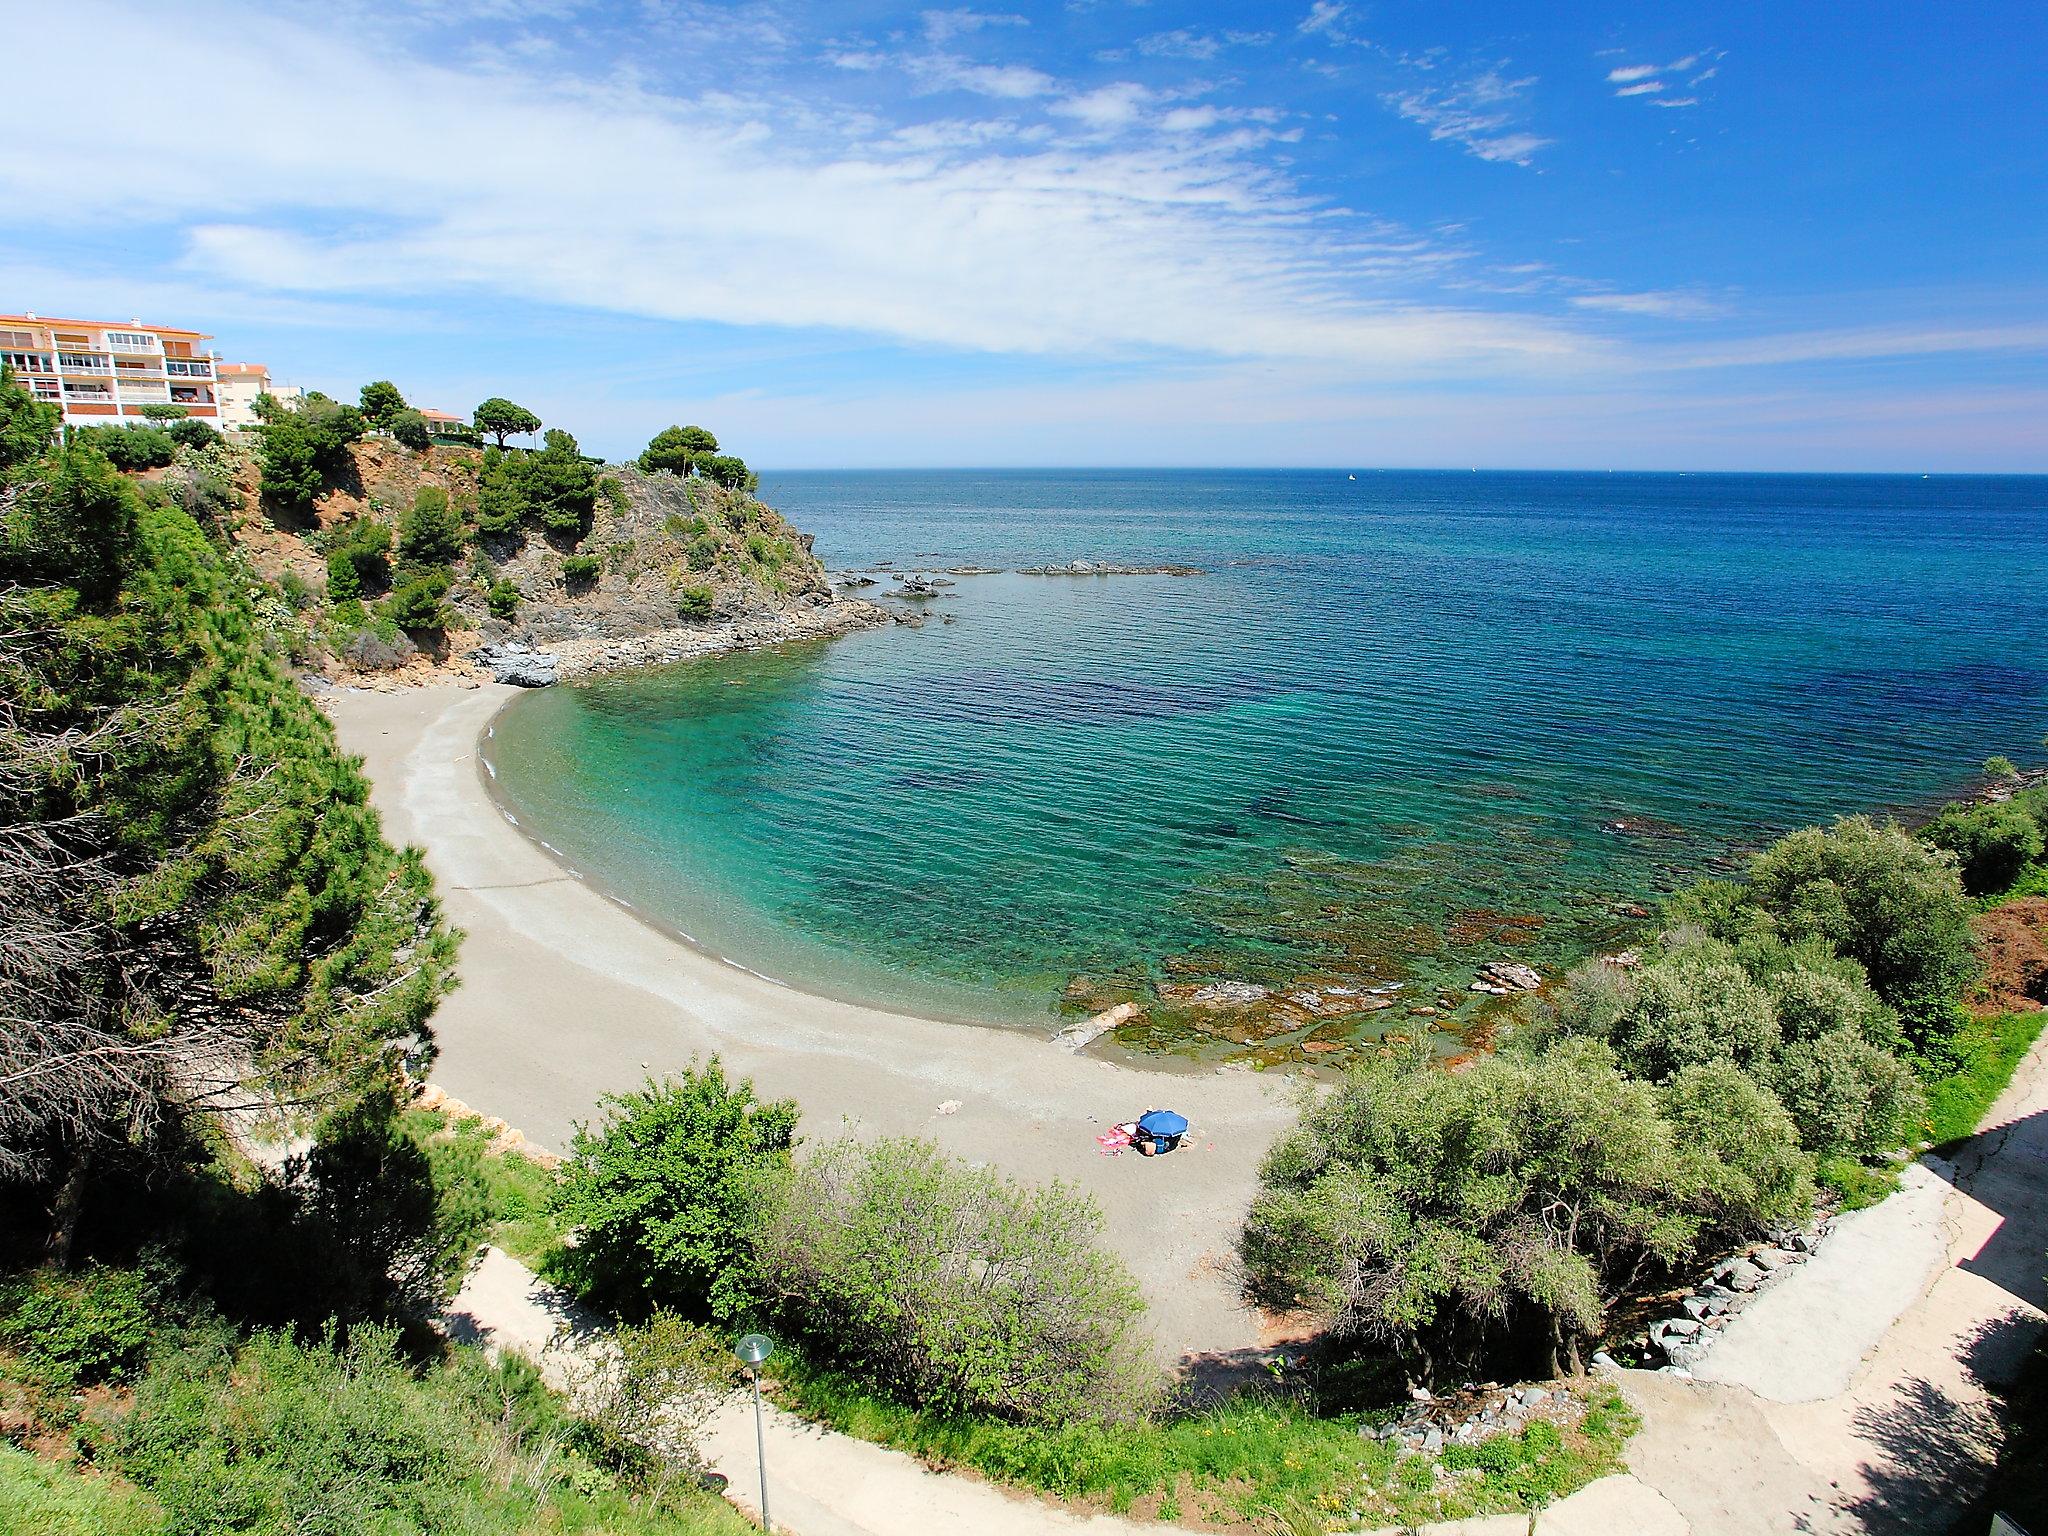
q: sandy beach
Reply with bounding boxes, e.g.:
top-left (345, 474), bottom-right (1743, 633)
top-left (327, 682), bottom-right (1299, 1365)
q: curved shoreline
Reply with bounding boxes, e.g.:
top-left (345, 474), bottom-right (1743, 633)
top-left (474, 688), bottom-right (1126, 1048)
top-left (326, 681), bottom-right (1296, 1363)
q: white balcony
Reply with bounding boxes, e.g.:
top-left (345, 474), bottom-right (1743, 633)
top-left (165, 358), bottom-right (213, 377)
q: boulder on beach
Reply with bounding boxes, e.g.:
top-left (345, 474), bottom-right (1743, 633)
top-left (474, 642), bottom-right (560, 688)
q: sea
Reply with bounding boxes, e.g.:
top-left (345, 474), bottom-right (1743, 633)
top-left (483, 470), bottom-right (2048, 1059)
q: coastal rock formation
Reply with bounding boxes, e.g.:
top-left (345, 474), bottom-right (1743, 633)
top-left (1018, 559), bottom-right (1204, 576)
top-left (1051, 1001), bottom-right (1139, 1053)
top-left (225, 438), bottom-right (854, 686)
top-left (473, 642), bottom-right (560, 688)
top-left (1470, 960), bottom-right (1543, 994)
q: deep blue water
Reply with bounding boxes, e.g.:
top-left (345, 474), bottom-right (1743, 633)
top-left (486, 470), bottom-right (2048, 1055)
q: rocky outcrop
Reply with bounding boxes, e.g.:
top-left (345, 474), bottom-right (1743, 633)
top-left (546, 598), bottom-right (888, 680)
top-left (1018, 559), bottom-right (1203, 576)
top-left (473, 642), bottom-right (560, 688)
top-left (1469, 960), bottom-right (1542, 995)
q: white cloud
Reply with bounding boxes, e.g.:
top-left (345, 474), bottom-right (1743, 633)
top-left (1051, 82), bottom-right (1151, 129)
top-left (1138, 28), bottom-right (1221, 61)
top-left (1385, 69), bottom-right (1549, 165)
top-left (6, 4), bottom-right (1599, 378)
top-left (1570, 290), bottom-right (1720, 320)
top-left (1297, 2), bottom-right (1357, 43)
top-left (921, 9), bottom-right (1028, 44)
top-left (1604, 52), bottom-right (1720, 107)
top-left (912, 54), bottom-right (1056, 99)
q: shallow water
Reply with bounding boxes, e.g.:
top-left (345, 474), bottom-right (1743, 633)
top-left (485, 470), bottom-right (2048, 1055)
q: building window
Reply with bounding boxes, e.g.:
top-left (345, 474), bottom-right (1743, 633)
top-left (105, 331), bottom-right (157, 349)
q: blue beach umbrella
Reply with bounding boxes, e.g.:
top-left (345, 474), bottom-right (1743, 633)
top-left (1137, 1109), bottom-right (1188, 1138)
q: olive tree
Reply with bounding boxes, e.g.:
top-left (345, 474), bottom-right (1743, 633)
top-left (1240, 1038), bottom-right (1810, 1382)
top-left (751, 1136), bottom-right (1157, 1424)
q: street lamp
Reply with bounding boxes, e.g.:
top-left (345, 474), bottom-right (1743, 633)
top-left (734, 1333), bottom-right (774, 1532)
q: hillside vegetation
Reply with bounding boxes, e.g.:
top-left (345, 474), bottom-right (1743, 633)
top-left (142, 384), bottom-right (836, 681)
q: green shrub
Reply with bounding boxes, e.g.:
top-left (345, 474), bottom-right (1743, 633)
top-left (1242, 1038), bottom-right (1810, 1381)
top-left (561, 553), bottom-right (602, 588)
top-left (322, 516), bottom-right (392, 592)
top-left (380, 567), bottom-right (452, 631)
top-left (1922, 802), bottom-right (2046, 897)
top-left (281, 1096), bottom-right (486, 1324)
top-left (675, 584), bottom-right (713, 622)
top-left (0, 1265), bottom-right (154, 1386)
top-left (752, 1136), bottom-right (1157, 1425)
top-left (685, 534), bottom-right (720, 572)
top-left (486, 577), bottom-right (521, 621)
top-left (552, 1061), bottom-right (798, 1324)
top-left (601, 477), bottom-right (631, 516)
top-left (78, 424), bottom-right (176, 471)
top-left (397, 486), bottom-right (465, 568)
top-left (167, 416), bottom-right (219, 451)
top-left (1985, 755), bottom-right (2021, 779)
top-left (1743, 816), bottom-right (1979, 1051)
top-left (257, 399), bottom-right (364, 510)
top-left (279, 569), bottom-right (315, 611)
top-left (387, 410), bottom-right (431, 451)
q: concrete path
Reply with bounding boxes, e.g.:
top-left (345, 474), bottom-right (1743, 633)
top-left (445, 1245), bottom-right (1654, 1536)
top-left (1696, 1161), bottom-right (1956, 1403)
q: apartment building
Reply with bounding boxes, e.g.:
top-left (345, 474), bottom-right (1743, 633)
top-left (217, 362), bottom-right (305, 429)
top-left (0, 313), bottom-right (223, 427)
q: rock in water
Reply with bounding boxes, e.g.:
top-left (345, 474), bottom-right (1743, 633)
top-left (1051, 1001), bottom-right (1138, 1053)
top-left (1476, 960), bottom-right (1543, 991)
top-left (474, 642), bottom-right (560, 688)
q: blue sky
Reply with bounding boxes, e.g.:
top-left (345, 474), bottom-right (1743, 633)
top-left (8, 0), bottom-right (2046, 468)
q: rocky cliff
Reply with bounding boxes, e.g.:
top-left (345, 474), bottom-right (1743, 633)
top-left (221, 436), bottom-right (882, 686)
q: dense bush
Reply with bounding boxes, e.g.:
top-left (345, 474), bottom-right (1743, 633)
top-left (388, 409), bottom-right (431, 451)
top-left (486, 577), bottom-right (521, 620)
top-left (1742, 816), bottom-right (1979, 1048)
top-left (553, 1062), bottom-right (798, 1324)
top-left (561, 552), bottom-right (602, 587)
top-left (397, 487), bottom-right (467, 568)
top-left (675, 584), bottom-right (714, 621)
top-left (1241, 1038), bottom-right (1810, 1381)
top-left (257, 398), bottom-right (365, 510)
top-left (1538, 937), bottom-right (1924, 1160)
top-left (322, 516), bottom-right (392, 599)
top-left (166, 416), bottom-right (219, 450)
top-left (752, 1136), bottom-right (1157, 1424)
top-left (0, 1264), bottom-right (154, 1385)
top-left (77, 424), bottom-right (176, 471)
top-left (475, 433), bottom-right (600, 539)
top-left (108, 1321), bottom-right (748, 1536)
top-left (279, 1097), bottom-right (485, 1324)
top-left (697, 454), bottom-right (756, 492)
top-left (1923, 800), bottom-right (2046, 897)
top-left (381, 568), bottom-right (454, 631)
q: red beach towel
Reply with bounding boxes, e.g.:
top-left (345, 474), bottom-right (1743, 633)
top-left (1096, 1127), bottom-right (1131, 1156)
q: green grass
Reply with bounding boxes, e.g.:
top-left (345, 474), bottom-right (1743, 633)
top-left (401, 1107), bottom-right (567, 1269)
top-left (772, 1356), bottom-right (1635, 1533)
top-left (1922, 1008), bottom-right (2048, 1148)
top-left (0, 1446), bottom-right (161, 1536)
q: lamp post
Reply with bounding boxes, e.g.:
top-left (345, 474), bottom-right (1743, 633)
top-left (734, 1333), bottom-right (774, 1532)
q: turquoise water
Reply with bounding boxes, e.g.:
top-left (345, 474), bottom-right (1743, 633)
top-left (485, 470), bottom-right (2048, 1055)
